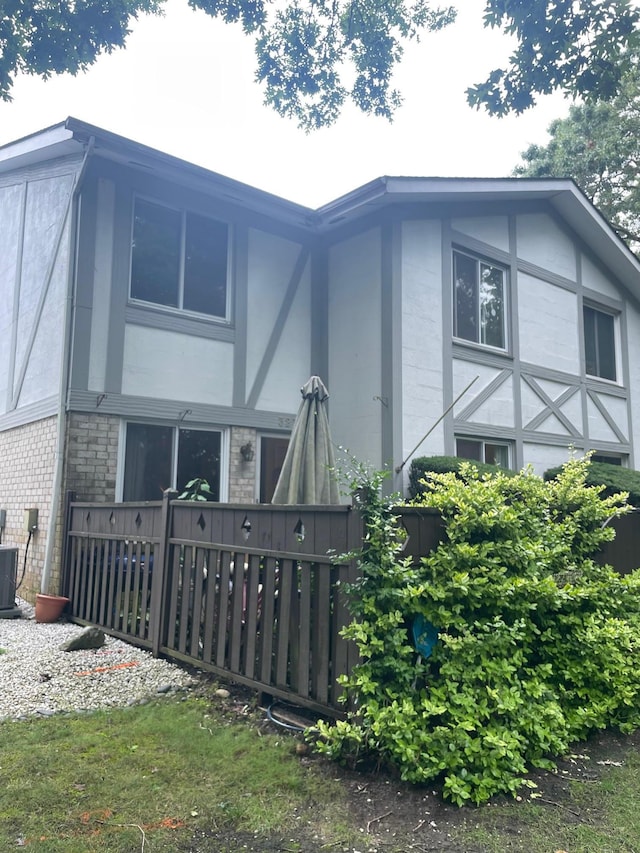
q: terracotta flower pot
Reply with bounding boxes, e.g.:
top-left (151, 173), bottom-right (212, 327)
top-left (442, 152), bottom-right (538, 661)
top-left (35, 594), bottom-right (70, 623)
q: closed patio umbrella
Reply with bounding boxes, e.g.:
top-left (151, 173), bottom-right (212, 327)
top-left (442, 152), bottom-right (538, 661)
top-left (271, 376), bottom-right (340, 504)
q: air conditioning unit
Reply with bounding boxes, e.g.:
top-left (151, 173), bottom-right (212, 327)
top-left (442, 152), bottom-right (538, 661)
top-left (0, 546), bottom-right (18, 610)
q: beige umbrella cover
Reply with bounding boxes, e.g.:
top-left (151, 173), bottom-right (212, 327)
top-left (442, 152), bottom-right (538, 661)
top-left (271, 376), bottom-right (340, 504)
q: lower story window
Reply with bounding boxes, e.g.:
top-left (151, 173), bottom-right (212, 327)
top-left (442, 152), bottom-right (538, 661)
top-left (123, 423), bottom-right (222, 501)
top-left (590, 453), bottom-right (624, 466)
top-left (456, 437), bottom-right (511, 468)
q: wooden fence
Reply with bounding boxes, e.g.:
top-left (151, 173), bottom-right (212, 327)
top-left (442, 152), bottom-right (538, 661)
top-left (62, 493), bottom-right (638, 716)
top-left (63, 494), bottom-right (429, 716)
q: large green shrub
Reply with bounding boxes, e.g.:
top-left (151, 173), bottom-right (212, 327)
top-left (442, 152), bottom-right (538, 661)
top-left (408, 455), bottom-right (513, 499)
top-left (316, 459), bottom-right (640, 805)
top-left (544, 460), bottom-right (640, 508)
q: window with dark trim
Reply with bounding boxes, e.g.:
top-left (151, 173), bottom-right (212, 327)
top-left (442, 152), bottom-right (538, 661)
top-left (590, 453), bottom-right (623, 466)
top-left (123, 423), bottom-right (222, 502)
top-left (131, 198), bottom-right (228, 319)
top-left (453, 249), bottom-right (506, 350)
top-left (583, 304), bottom-right (616, 381)
top-left (456, 437), bottom-right (511, 468)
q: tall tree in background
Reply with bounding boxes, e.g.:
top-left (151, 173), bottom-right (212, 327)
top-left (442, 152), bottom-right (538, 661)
top-left (1, 0), bottom-right (640, 129)
top-left (514, 68), bottom-right (640, 251)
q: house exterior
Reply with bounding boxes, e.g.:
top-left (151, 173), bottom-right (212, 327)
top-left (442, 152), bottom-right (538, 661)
top-left (1, 118), bottom-right (639, 599)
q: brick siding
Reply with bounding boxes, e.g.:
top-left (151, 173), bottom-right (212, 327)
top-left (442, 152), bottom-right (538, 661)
top-left (0, 415), bottom-right (58, 601)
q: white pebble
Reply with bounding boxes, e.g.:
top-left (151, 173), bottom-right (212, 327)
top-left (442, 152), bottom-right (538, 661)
top-left (0, 599), bottom-right (198, 720)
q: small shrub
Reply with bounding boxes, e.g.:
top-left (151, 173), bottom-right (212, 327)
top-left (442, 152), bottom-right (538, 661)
top-left (316, 458), bottom-right (640, 805)
top-left (408, 455), bottom-right (513, 499)
top-left (544, 460), bottom-right (640, 508)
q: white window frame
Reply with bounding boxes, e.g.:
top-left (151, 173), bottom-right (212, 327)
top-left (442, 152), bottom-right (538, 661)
top-left (117, 420), bottom-right (229, 502)
top-left (583, 301), bottom-right (619, 384)
top-left (129, 194), bottom-right (232, 322)
top-left (453, 248), bottom-right (508, 352)
top-left (455, 436), bottom-right (512, 468)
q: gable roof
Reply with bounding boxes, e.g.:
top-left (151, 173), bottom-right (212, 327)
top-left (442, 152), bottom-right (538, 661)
top-left (2, 117), bottom-right (639, 300)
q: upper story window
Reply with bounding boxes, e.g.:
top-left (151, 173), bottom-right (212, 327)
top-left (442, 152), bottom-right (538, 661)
top-left (453, 249), bottom-right (506, 350)
top-left (130, 198), bottom-right (229, 319)
top-left (583, 304), bottom-right (616, 381)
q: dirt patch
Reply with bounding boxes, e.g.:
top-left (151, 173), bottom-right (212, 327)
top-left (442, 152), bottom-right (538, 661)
top-left (182, 680), bottom-right (640, 853)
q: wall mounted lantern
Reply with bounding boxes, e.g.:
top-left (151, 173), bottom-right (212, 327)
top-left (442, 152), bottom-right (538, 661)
top-left (240, 442), bottom-right (255, 462)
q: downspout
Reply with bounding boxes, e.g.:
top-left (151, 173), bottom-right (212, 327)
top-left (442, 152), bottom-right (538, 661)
top-left (41, 136), bottom-right (95, 594)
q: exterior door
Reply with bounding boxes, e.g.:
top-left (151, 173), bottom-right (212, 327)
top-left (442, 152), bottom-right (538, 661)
top-left (259, 436), bottom-right (289, 503)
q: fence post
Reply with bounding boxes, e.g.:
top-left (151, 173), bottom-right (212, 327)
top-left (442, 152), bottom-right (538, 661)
top-left (149, 489), bottom-right (177, 657)
top-left (60, 490), bottom-right (76, 599)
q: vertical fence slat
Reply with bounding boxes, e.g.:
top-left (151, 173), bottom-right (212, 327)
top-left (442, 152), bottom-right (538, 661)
top-left (178, 545), bottom-right (192, 655)
top-left (275, 559), bottom-right (293, 688)
top-left (297, 561), bottom-right (312, 698)
top-left (138, 542), bottom-right (152, 640)
top-left (312, 565), bottom-right (331, 705)
top-left (229, 552), bottom-right (246, 673)
top-left (243, 553), bottom-right (261, 679)
top-left (260, 556), bottom-right (277, 684)
top-left (201, 548), bottom-right (218, 665)
top-left (190, 547), bottom-right (206, 660)
top-left (216, 552), bottom-right (232, 668)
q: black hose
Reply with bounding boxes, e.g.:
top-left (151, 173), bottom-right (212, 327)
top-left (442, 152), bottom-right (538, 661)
top-left (265, 701), bottom-right (306, 732)
top-left (15, 530), bottom-right (33, 593)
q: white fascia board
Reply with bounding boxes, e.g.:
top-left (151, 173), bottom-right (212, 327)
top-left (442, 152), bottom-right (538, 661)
top-left (0, 120), bottom-right (81, 173)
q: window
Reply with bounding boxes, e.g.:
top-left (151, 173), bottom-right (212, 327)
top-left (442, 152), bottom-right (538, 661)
top-left (456, 437), bottom-right (510, 468)
top-left (123, 423), bottom-right (222, 501)
top-left (583, 305), bottom-right (616, 381)
top-left (131, 198), bottom-right (229, 319)
top-left (591, 454), bottom-right (623, 466)
top-left (453, 250), bottom-right (506, 349)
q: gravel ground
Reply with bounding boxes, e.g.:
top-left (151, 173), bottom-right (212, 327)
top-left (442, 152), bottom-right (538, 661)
top-left (0, 599), bottom-right (199, 721)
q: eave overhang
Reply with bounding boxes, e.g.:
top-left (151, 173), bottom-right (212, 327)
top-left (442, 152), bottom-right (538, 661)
top-left (1, 120), bottom-right (639, 301)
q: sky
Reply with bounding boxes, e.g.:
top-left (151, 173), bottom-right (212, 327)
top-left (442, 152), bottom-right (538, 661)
top-left (0, 0), bottom-right (570, 208)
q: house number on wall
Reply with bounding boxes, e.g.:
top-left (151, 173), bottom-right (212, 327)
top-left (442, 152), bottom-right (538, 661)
top-left (278, 416), bottom-right (295, 428)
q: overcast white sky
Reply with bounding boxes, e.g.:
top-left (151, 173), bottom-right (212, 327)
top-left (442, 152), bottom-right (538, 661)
top-left (0, 0), bottom-right (570, 207)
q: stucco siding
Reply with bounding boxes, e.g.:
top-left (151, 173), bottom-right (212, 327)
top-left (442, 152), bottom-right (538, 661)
top-left (248, 229), bottom-right (312, 412)
top-left (452, 361), bottom-right (515, 427)
top-left (88, 178), bottom-right (116, 392)
top-left (581, 255), bottom-right (624, 302)
top-left (328, 229), bottom-right (382, 467)
top-left (522, 441), bottom-right (573, 475)
top-left (518, 273), bottom-right (580, 374)
top-left (401, 220), bottom-right (445, 461)
top-left (0, 169), bottom-right (75, 415)
top-left (0, 182), bottom-right (24, 406)
top-left (626, 301), bottom-right (640, 466)
top-left (121, 326), bottom-right (234, 405)
top-left (586, 392), bottom-right (628, 443)
top-left (521, 378), bottom-right (582, 435)
top-left (452, 215), bottom-right (509, 254)
top-left (516, 213), bottom-right (576, 280)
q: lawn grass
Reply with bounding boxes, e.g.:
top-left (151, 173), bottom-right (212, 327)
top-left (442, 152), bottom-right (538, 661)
top-left (0, 693), bottom-right (353, 852)
top-left (454, 745), bottom-right (640, 853)
top-left (2, 689), bottom-right (640, 853)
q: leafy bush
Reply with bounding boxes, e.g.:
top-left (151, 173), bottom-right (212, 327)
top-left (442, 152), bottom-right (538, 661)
top-left (544, 460), bottom-right (640, 508)
top-left (408, 455), bottom-right (513, 499)
top-left (316, 458), bottom-right (640, 805)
